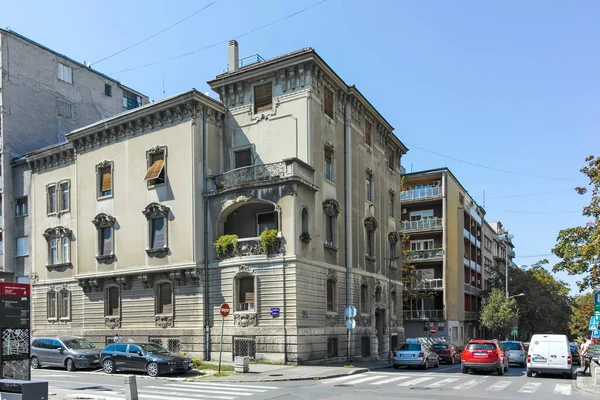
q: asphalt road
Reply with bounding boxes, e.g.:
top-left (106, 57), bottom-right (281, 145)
top-left (34, 363), bottom-right (594, 400)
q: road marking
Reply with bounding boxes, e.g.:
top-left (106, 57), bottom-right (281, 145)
top-left (341, 375), bottom-right (382, 385)
top-left (369, 375), bottom-right (412, 384)
top-left (323, 374), bottom-right (364, 384)
top-left (138, 393), bottom-right (235, 400)
top-left (518, 382), bottom-right (541, 393)
top-left (428, 378), bottom-right (460, 388)
top-left (453, 379), bottom-right (484, 390)
top-left (398, 377), bottom-right (435, 386)
top-left (553, 384), bottom-right (572, 395)
top-left (180, 382), bottom-right (278, 390)
top-left (145, 385), bottom-right (254, 396)
top-left (485, 380), bottom-right (512, 391)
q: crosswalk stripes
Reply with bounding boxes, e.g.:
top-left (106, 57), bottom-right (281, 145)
top-left (553, 384), bottom-right (572, 396)
top-left (398, 377), bottom-right (435, 386)
top-left (485, 380), bottom-right (512, 391)
top-left (453, 379), bottom-right (484, 390)
top-left (428, 377), bottom-right (460, 388)
top-left (368, 376), bottom-right (411, 385)
top-left (518, 382), bottom-right (542, 393)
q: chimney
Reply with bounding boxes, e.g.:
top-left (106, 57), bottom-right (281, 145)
top-left (228, 40), bottom-right (239, 72)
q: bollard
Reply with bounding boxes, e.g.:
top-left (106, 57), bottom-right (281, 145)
top-left (124, 375), bottom-right (139, 400)
top-left (235, 356), bottom-right (249, 373)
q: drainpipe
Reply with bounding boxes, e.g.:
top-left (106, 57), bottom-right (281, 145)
top-left (344, 97), bottom-right (352, 361)
top-left (203, 106), bottom-right (211, 361)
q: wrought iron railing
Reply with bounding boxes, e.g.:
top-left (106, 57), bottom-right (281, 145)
top-left (406, 249), bottom-right (444, 261)
top-left (401, 218), bottom-right (443, 231)
top-left (403, 309), bottom-right (444, 320)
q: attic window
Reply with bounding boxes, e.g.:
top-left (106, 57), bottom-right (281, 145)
top-left (254, 83), bottom-right (272, 113)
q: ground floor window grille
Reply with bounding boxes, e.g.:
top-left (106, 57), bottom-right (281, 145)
top-left (361, 336), bottom-right (371, 357)
top-left (233, 336), bottom-right (256, 360)
top-left (327, 337), bottom-right (339, 358)
top-left (148, 336), bottom-right (181, 353)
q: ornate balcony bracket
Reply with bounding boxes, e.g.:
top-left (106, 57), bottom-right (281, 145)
top-left (105, 316), bottom-right (121, 329)
top-left (155, 315), bottom-right (174, 328)
top-left (96, 254), bottom-right (116, 265)
top-left (234, 313), bottom-right (257, 327)
top-left (325, 313), bottom-right (338, 327)
top-left (146, 248), bottom-right (169, 258)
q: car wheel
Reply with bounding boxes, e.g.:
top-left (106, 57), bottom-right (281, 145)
top-left (102, 359), bottom-right (115, 374)
top-left (65, 358), bottom-right (76, 372)
top-left (146, 361), bottom-right (160, 377)
top-left (497, 366), bottom-right (504, 376)
top-left (30, 357), bottom-right (40, 370)
top-left (462, 365), bottom-right (469, 374)
top-left (526, 370), bottom-right (533, 378)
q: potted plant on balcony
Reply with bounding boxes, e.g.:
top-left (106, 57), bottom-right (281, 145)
top-left (214, 234), bottom-right (239, 259)
top-left (260, 228), bottom-right (279, 256)
top-left (299, 232), bottom-right (311, 246)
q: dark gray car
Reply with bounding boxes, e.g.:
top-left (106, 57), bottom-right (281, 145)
top-left (31, 336), bottom-right (101, 371)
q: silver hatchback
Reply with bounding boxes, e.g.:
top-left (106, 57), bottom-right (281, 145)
top-left (31, 336), bottom-right (101, 371)
top-left (393, 342), bottom-right (440, 369)
top-left (501, 341), bottom-right (526, 367)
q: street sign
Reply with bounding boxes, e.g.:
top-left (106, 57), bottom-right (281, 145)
top-left (345, 306), bottom-right (357, 319)
top-left (589, 316), bottom-right (599, 331)
top-left (429, 327), bottom-right (437, 334)
top-left (345, 318), bottom-right (356, 330)
top-left (270, 307), bottom-right (280, 318)
top-left (220, 303), bottom-right (230, 317)
top-left (511, 326), bottom-right (518, 336)
top-left (592, 330), bottom-right (600, 339)
top-left (595, 292), bottom-right (600, 305)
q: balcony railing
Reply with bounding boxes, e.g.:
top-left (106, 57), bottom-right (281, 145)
top-left (408, 278), bottom-right (444, 290)
top-left (400, 186), bottom-right (442, 203)
top-left (403, 309), bottom-right (445, 320)
top-left (216, 236), bottom-right (284, 260)
top-left (208, 158), bottom-right (315, 192)
top-left (406, 249), bottom-right (444, 262)
top-left (465, 311), bottom-right (480, 320)
top-left (464, 283), bottom-right (482, 296)
top-left (401, 218), bottom-right (443, 232)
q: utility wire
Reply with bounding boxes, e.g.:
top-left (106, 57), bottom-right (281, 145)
top-left (110, 0), bottom-right (329, 74)
top-left (485, 207), bottom-right (580, 215)
top-left (405, 142), bottom-right (580, 182)
top-left (92, 0), bottom-right (221, 66)
top-left (477, 189), bottom-right (575, 200)
top-left (513, 254), bottom-right (553, 259)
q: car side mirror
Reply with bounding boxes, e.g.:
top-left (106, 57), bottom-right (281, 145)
top-left (138, 351), bottom-right (143, 356)
top-left (57, 347), bottom-right (63, 353)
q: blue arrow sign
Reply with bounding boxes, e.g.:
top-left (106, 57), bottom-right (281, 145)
top-left (345, 305), bottom-right (357, 319)
top-left (592, 330), bottom-right (600, 339)
top-left (589, 316), bottom-right (599, 331)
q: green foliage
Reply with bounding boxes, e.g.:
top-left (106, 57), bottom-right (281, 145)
top-left (260, 228), bottom-right (278, 255)
top-left (190, 359), bottom-right (235, 371)
top-left (300, 232), bottom-right (312, 245)
top-left (480, 288), bottom-right (519, 338)
top-left (214, 234), bottom-right (238, 258)
top-left (552, 155), bottom-right (600, 291)
top-left (569, 293), bottom-right (594, 339)
top-left (191, 358), bottom-right (203, 370)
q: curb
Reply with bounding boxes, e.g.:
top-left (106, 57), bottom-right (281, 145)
top-left (36, 368), bottom-right (201, 382)
top-left (196, 367), bottom-right (371, 383)
top-left (575, 375), bottom-right (600, 395)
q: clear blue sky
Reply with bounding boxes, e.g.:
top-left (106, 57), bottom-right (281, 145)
top-left (2, 0), bottom-right (597, 293)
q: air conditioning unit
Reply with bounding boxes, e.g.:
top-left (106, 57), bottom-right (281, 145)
top-left (401, 208), bottom-right (407, 214)
top-left (432, 180), bottom-right (441, 187)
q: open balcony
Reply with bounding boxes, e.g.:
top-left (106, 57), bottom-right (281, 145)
top-left (403, 309), bottom-right (445, 321)
top-left (208, 158), bottom-right (316, 193)
top-left (464, 283), bottom-right (482, 296)
top-left (401, 218), bottom-right (443, 233)
top-left (399, 186), bottom-right (442, 203)
top-left (406, 249), bottom-right (444, 262)
top-left (408, 278), bottom-right (443, 290)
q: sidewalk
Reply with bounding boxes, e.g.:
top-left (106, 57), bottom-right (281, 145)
top-left (575, 365), bottom-right (600, 395)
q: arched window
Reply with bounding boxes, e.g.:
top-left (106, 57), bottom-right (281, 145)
top-left (360, 284), bottom-right (368, 313)
top-left (156, 282), bottom-right (173, 315)
top-left (59, 288), bottom-right (70, 320)
top-left (105, 286), bottom-right (120, 316)
top-left (301, 208), bottom-right (309, 235)
top-left (327, 278), bottom-right (337, 312)
top-left (47, 290), bottom-right (57, 320)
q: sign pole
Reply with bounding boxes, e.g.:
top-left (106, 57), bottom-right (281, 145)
top-left (218, 315), bottom-right (224, 374)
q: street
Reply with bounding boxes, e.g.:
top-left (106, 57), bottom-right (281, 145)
top-left (34, 364), bottom-right (595, 400)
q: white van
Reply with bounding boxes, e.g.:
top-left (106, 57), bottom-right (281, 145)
top-left (527, 334), bottom-right (573, 378)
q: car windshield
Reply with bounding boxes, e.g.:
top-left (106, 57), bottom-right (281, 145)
top-left (63, 339), bottom-right (95, 350)
top-left (432, 344), bottom-right (448, 349)
top-left (501, 342), bottom-right (521, 350)
top-left (396, 343), bottom-right (421, 351)
top-left (140, 343), bottom-right (169, 354)
top-left (467, 343), bottom-right (495, 350)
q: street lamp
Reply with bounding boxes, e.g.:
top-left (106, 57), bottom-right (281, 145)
top-left (508, 293), bottom-right (525, 300)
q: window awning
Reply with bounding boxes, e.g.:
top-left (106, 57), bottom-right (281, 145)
top-left (144, 159), bottom-right (165, 181)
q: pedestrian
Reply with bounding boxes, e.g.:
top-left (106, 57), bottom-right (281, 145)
top-left (580, 336), bottom-right (592, 374)
top-left (113, 333), bottom-right (123, 343)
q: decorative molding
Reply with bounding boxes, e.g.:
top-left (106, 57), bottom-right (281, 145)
top-left (324, 140), bottom-right (335, 151)
top-left (28, 145), bottom-right (75, 173)
top-left (113, 276), bottom-right (132, 291)
top-left (360, 314), bottom-right (371, 327)
top-left (325, 313), bottom-right (337, 327)
top-left (322, 199), bottom-right (340, 217)
top-left (364, 217), bottom-right (378, 232)
top-left (42, 226), bottom-right (72, 241)
top-left (155, 315), bottom-right (174, 328)
top-left (142, 203), bottom-right (170, 220)
top-left (221, 195), bottom-right (251, 211)
top-left (46, 262), bottom-right (73, 271)
top-left (365, 166), bottom-right (374, 176)
top-left (234, 313), bottom-right (257, 327)
top-left (78, 278), bottom-right (101, 293)
top-left (92, 213), bottom-right (116, 228)
top-left (326, 269), bottom-right (337, 282)
top-left (388, 231), bottom-right (399, 245)
top-left (389, 188), bottom-right (396, 195)
top-left (146, 248), bottom-right (169, 258)
top-left (96, 254), bottom-right (116, 265)
top-left (105, 316), bottom-right (121, 329)
top-left (147, 144), bottom-right (166, 156)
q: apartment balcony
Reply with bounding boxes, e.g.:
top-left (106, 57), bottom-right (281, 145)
top-left (208, 158), bottom-right (316, 194)
top-left (464, 283), bottom-right (482, 296)
top-left (401, 218), bottom-right (443, 233)
top-left (493, 254), bottom-right (506, 263)
top-left (399, 186), bottom-right (442, 203)
top-left (406, 249), bottom-right (444, 263)
top-left (408, 278), bottom-right (444, 291)
top-left (463, 229), bottom-right (481, 248)
top-left (403, 309), bottom-right (445, 321)
top-left (465, 311), bottom-right (480, 320)
top-left (215, 236), bottom-right (284, 260)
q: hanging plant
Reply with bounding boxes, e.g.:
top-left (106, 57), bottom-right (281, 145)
top-left (300, 232), bottom-right (312, 245)
top-left (214, 234), bottom-right (239, 258)
top-left (260, 228), bottom-right (278, 255)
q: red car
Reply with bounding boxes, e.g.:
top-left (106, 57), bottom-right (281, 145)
top-left (432, 343), bottom-right (462, 364)
top-left (461, 339), bottom-right (509, 375)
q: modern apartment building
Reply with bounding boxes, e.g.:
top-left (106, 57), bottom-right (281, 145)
top-left (27, 41), bottom-right (408, 363)
top-left (400, 168), bottom-right (489, 344)
top-left (0, 28), bottom-right (148, 282)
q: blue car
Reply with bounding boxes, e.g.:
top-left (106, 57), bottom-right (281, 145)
top-left (393, 342), bottom-right (440, 369)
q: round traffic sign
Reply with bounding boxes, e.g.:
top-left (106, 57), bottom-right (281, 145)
top-left (345, 306), bottom-right (357, 319)
top-left (429, 327), bottom-right (437, 334)
top-left (345, 318), bottom-right (356, 330)
top-left (220, 303), bottom-right (230, 317)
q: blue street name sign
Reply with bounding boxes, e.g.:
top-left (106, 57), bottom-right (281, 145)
top-left (270, 307), bottom-right (280, 318)
top-left (345, 305), bottom-right (357, 319)
top-left (589, 316), bottom-right (599, 331)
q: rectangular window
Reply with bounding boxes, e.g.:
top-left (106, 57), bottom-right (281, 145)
top-left (57, 63), bottom-right (73, 84)
top-left (324, 87), bottom-right (334, 119)
top-left (150, 217), bottom-right (166, 249)
top-left (59, 290), bottom-right (70, 319)
top-left (389, 192), bottom-right (394, 217)
top-left (409, 209), bottom-right (434, 221)
top-left (365, 120), bottom-right (372, 146)
top-left (366, 174), bottom-right (373, 202)
top-left (106, 287), bottom-right (120, 316)
top-left (253, 83), bottom-right (272, 113)
top-left (157, 283), bottom-right (173, 314)
top-left (48, 292), bottom-right (57, 319)
top-left (144, 152), bottom-right (165, 186)
top-left (122, 89), bottom-right (142, 109)
top-left (0, 240), bottom-right (3, 255)
top-left (237, 277), bottom-right (255, 311)
top-left (234, 148), bottom-right (252, 169)
top-left (16, 236), bottom-right (28, 257)
top-left (60, 182), bottom-right (69, 211)
top-left (15, 197), bottom-right (28, 217)
top-left (326, 279), bottom-right (335, 312)
top-left (62, 237), bottom-right (70, 263)
top-left (99, 167), bottom-right (112, 197)
top-left (366, 231), bottom-right (374, 257)
top-left (49, 239), bottom-right (58, 265)
top-left (360, 285), bottom-right (368, 312)
top-left (47, 185), bottom-right (57, 214)
top-left (257, 212), bottom-right (277, 235)
top-left (325, 214), bottom-right (335, 245)
top-left (324, 147), bottom-right (334, 182)
top-left (410, 239), bottom-right (435, 251)
top-left (100, 227), bottom-right (113, 256)
top-left (57, 100), bottom-right (73, 119)
top-left (105, 84), bottom-right (112, 97)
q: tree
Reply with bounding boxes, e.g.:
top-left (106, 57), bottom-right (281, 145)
top-left (552, 155), bottom-right (600, 291)
top-left (569, 293), bottom-right (594, 340)
top-left (480, 288), bottom-right (519, 339)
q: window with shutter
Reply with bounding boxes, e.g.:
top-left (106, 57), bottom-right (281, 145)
top-left (324, 87), bottom-right (334, 119)
top-left (144, 152), bottom-right (165, 185)
top-left (99, 167), bottom-right (112, 197)
top-left (253, 83), bottom-right (272, 113)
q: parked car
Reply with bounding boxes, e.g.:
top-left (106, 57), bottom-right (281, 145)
top-left (393, 342), bottom-right (439, 370)
top-left (31, 336), bottom-right (100, 371)
top-left (501, 341), bottom-right (526, 367)
top-left (569, 344), bottom-right (581, 365)
top-left (100, 342), bottom-right (192, 377)
top-left (527, 334), bottom-right (572, 378)
top-left (461, 339), bottom-right (509, 375)
top-left (431, 343), bottom-right (461, 364)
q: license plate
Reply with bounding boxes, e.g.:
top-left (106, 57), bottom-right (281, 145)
top-left (533, 357), bottom-right (546, 362)
top-left (474, 352), bottom-right (487, 356)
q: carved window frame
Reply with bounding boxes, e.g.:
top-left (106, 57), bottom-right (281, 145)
top-left (233, 270), bottom-right (257, 314)
top-left (326, 271), bottom-right (337, 313)
top-left (104, 285), bottom-right (121, 317)
top-left (43, 227), bottom-right (72, 269)
top-left (58, 179), bottom-right (71, 214)
top-left (96, 160), bottom-right (114, 200)
top-left (155, 280), bottom-right (174, 316)
top-left (142, 203), bottom-right (170, 258)
top-left (47, 289), bottom-right (57, 321)
top-left (93, 213), bottom-right (116, 264)
top-left (145, 145), bottom-right (168, 189)
top-left (58, 288), bottom-right (71, 321)
top-left (46, 183), bottom-right (58, 215)
top-left (323, 199), bottom-right (340, 250)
